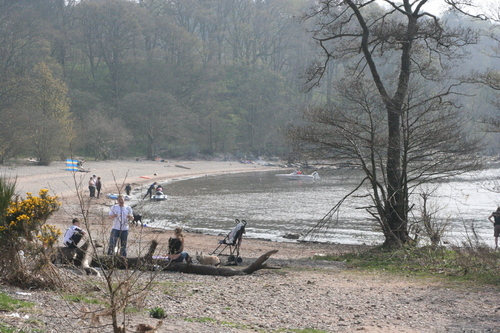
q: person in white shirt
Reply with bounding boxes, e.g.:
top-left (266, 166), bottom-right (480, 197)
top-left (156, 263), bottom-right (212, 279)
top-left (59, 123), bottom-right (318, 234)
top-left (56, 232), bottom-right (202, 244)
top-left (107, 195), bottom-right (133, 256)
top-left (63, 218), bottom-right (85, 248)
top-left (88, 176), bottom-right (96, 198)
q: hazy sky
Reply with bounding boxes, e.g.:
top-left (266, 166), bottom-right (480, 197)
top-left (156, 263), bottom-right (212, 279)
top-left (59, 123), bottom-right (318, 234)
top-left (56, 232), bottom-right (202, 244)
top-left (421, 0), bottom-right (447, 14)
top-left (378, 0), bottom-right (498, 16)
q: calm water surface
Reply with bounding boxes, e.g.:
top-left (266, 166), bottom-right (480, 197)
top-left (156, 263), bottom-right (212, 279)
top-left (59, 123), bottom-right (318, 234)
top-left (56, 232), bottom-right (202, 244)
top-left (137, 167), bottom-right (500, 246)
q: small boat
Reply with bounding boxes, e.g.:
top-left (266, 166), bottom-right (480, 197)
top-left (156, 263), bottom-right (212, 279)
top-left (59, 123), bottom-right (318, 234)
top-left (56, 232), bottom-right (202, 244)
top-left (275, 170), bottom-right (320, 181)
top-left (151, 191), bottom-right (168, 201)
top-left (106, 193), bottom-right (132, 200)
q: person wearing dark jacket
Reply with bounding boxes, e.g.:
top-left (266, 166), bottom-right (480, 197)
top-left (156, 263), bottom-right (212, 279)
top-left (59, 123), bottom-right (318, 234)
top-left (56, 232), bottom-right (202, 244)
top-left (95, 177), bottom-right (102, 198)
top-left (488, 206), bottom-right (500, 249)
top-left (167, 227), bottom-right (192, 264)
top-left (125, 183), bottom-right (132, 196)
top-left (143, 182), bottom-right (157, 199)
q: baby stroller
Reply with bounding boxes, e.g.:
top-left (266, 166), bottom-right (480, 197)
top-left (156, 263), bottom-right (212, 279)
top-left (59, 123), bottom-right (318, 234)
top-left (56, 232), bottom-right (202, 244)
top-left (210, 219), bottom-right (247, 265)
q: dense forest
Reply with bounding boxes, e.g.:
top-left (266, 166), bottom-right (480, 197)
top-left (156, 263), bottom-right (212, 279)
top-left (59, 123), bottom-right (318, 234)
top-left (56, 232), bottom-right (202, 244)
top-left (0, 0), bottom-right (499, 165)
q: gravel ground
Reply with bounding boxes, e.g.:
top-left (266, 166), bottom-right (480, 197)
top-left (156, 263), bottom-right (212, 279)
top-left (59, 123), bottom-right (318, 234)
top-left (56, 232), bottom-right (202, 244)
top-left (1, 235), bottom-right (499, 333)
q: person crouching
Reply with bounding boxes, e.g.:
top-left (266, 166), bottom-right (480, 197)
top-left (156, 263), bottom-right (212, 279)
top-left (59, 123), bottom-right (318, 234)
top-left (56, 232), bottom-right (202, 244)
top-left (63, 218), bottom-right (86, 248)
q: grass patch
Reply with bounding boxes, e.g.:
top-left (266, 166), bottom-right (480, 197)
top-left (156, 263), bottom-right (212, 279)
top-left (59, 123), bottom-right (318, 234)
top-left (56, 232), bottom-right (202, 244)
top-left (316, 244), bottom-right (500, 285)
top-left (0, 322), bottom-right (15, 333)
top-left (149, 306), bottom-right (165, 319)
top-left (0, 294), bottom-right (39, 333)
top-left (62, 294), bottom-right (101, 304)
top-left (125, 306), bottom-right (142, 314)
top-left (185, 317), bottom-right (217, 323)
top-left (182, 317), bottom-right (329, 332)
top-left (0, 293), bottom-right (34, 312)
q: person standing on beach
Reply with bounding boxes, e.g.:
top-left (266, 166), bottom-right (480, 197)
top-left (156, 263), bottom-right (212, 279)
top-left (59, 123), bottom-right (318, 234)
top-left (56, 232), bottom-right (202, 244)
top-left (143, 182), bottom-right (157, 199)
top-left (108, 195), bottom-right (133, 257)
top-left (88, 176), bottom-right (96, 198)
top-left (95, 177), bottom-right (102, 198)
top-left (488, 207), bottom-right (500, 249)
top-left (125, 183), bottom-right (132, 196)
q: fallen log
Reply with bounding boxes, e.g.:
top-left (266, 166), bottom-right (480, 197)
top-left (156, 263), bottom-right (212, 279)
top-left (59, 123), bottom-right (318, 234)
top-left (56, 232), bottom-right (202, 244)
top-left (242, 250), bottom-right (278, 274)
top-left (81, 242), bottom-right (100, 276)
top-left (91, 240), bottom-right (158, 270)
top-left (54, 246), bottom-right (84, 266)
top-left (54, 241), bottom-right (93, 267)
top-left (155, 250), bottom-right (279, 276)
top-left (81, 240), bottom-right (279, 276)
top-left (175, 164), bottom-right (191, 170)
top-left (54, 240), bottom-right (106, 267)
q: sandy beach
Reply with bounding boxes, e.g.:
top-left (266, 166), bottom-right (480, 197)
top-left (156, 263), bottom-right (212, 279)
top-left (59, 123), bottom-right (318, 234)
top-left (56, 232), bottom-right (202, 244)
top-left (1, 159), bottom-right (279, 236)
top-left (0, 159), bottom-right (498, 333)
top-left (0, 158), bottom-right (276, 205)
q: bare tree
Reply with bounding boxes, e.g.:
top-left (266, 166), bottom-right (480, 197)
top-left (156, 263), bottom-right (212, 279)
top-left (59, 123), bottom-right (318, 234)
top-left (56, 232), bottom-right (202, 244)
top-left (295, 0), bottom-right (482, 247)
top-left (444, 2), bottom-right (500, 146)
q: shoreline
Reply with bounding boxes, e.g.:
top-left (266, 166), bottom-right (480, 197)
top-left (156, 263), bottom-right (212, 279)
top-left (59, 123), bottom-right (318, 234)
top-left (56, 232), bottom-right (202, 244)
top-left (0, 159), bottom-right (281, 202)
top-left (1, 159), bottom-right (367, 250)
top-left (0, 158), bottom-right (370, 261)
top-left (2, 158), bottom-right (315, 256)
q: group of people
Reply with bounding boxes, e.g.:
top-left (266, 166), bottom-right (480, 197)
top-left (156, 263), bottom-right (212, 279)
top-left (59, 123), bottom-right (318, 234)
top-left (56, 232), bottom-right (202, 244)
top-left (63, 203), bottom-right (500, 260)
top-left (88, 174), bottom-right (102, 198)
top-left (87, 177), bottom-right (165, 201)
top-left (143, 182), bottom-right (164, 199)
top-left (63, 193), bottom-right (191, 263)
top-left (62, 195), bottom-right (131, 255)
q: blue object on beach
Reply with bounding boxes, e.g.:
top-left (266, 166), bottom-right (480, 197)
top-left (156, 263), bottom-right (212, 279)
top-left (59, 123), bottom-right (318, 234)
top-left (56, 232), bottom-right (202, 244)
top-left (65, 159), bottom-right (78, 171)
top-left (106, 193), bottom-right (132, 200)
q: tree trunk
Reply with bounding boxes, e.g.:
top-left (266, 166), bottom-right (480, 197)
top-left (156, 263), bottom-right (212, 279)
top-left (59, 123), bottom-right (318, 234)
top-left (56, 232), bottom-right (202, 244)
top-left (384, 103), bottom-right (408, 247)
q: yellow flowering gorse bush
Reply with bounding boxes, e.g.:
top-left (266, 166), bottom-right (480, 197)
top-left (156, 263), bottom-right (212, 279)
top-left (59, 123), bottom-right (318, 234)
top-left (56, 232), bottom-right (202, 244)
top-left (1, 189), bottom-right (61, 244)
top-left (0, 181), bottom-right (64, 289)
top-left (38, 225), bottom-right (62, 247)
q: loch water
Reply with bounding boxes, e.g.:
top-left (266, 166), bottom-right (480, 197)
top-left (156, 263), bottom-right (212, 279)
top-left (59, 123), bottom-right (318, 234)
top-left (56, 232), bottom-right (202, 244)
top-left (138, 166), bottom-right (500, 247)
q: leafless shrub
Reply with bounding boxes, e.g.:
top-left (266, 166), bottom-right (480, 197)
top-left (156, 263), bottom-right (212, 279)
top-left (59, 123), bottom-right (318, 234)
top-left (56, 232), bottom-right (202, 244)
top-left (410, 187), bottom-right (450, 247)
top-left (448, 221), bottom-right (500, 277)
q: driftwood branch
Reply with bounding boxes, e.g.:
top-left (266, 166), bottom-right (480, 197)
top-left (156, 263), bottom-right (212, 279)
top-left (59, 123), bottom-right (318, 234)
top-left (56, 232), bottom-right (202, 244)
top-left (81, 242), bottom-right (99, 276)
top-left (242, 250), bottom-right (278, 274)
top-left (92, 240), bottom-right (159, 269)
top-left (156, 250), bottom-right (279, 276)
top-left (61, 241), bottom-right (279, 276)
